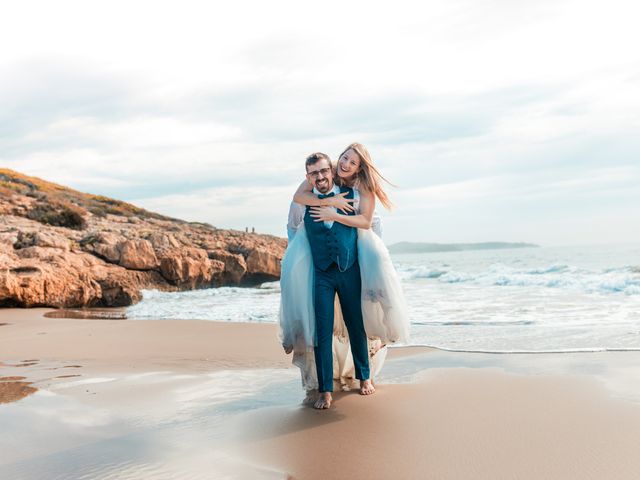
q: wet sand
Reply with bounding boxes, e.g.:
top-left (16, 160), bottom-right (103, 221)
top-left (0, 307), bottom-right (293, 375)
top-left (0, 376), bottom-right (37, 404)
top-left (1, 308), bottom-right (640, 480)
top-left (237, 370), bottom-right (640, 480)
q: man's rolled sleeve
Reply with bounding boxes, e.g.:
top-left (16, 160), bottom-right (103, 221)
top-left (287, 201), bottom-right (305, 242)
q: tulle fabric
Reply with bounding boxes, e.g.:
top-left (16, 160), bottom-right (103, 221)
top-left (279, 212), bottom-right (410, 391)
top-left (278, 225), bottom-right (315, 352)
top-left (357, 228), bottom-right (411, 344)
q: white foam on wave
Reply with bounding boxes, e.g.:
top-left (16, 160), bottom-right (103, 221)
top-left (398, 263), bottom-right (640, 295)
top-left (127, 285), bottom-right (281, 321)
top-left (125, 245), bottom-right (640, 353)
top-left (400, 343), bottom-right (640, 354)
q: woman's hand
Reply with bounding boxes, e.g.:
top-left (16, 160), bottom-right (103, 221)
top-left (310, 206), bottom-right (339, 222)
top-left (329, 192), bottom-right (355, 213)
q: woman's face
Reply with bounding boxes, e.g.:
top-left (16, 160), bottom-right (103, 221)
top-left (338, 149), bottom-right (361, 179)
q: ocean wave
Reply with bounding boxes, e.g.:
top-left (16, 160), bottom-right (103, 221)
top-left (395, 344), bottom-right (640, 354)
top-left (524, 264), bottom-right (569, 274)
top-left (127, 287), bottom-right (280, 321)
top-left (411, 320), bottom-right (535, 327)
top-left (398, 266), bottom-right (448, 280)
top-left (398, 263), bottom-right (640, 295)
top-left (259, 281), bottom-right (281, 291)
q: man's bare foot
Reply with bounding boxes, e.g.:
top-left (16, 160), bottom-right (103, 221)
top-left (314, 392), bottom-right (332, 409)
top-left (360, 379), bottom-right (375, 395)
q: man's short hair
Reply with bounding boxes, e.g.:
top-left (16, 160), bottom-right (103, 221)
top-left (305, 152), bottom-right (331, 171)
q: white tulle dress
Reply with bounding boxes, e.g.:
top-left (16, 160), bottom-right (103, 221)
top-left (279, 191), bottom-right (410, 391)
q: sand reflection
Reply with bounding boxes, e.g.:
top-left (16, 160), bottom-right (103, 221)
top-left (0, 377), bottom-right (38, 404)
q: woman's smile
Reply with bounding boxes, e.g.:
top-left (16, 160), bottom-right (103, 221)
top-left (338, 148), bottom-right (361, 179)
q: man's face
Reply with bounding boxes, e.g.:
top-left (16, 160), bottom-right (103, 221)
top-left (306, 159), bottom-right (334, 194)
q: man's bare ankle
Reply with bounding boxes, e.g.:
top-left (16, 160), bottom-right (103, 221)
top-left (314, 391), bottom-right (332, 409)
top-left (360, 379), bottom-right (376, 395)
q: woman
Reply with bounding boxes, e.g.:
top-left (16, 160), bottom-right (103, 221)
top-left (280, 143), bottom-right (409, 400)
top-left (295, 143), bottom-right (392, 236)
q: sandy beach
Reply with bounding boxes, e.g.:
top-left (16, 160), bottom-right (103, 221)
top-left (2, 308), bottom-right (640, 479)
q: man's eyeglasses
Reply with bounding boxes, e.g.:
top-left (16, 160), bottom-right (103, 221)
top-left (307, 167), bottom-right (332, 179)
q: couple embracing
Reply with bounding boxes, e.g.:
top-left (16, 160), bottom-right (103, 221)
top-left (279, 143), bottom-right (409, 409)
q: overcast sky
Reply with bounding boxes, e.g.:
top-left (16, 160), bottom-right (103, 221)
top-left (2, 0), bottom-right (639, 245)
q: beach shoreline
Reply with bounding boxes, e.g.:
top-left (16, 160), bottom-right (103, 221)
top-left (2, 307), bottom-right (640, 479)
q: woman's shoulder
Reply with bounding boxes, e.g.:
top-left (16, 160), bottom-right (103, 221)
top-left (353, 185), bottom-right (374, 198)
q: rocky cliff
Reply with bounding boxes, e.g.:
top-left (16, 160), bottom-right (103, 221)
top-left (0, 168), bottom-right (286, 308)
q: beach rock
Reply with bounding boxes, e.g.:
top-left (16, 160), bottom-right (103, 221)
top-left (147, 232), bottom-right (180, 250)
top-left (159, 248), bottom-right (225, 288)
top-left (208, 249), bottom-right (247, 284)
top-left (118, 239), bottom-right (158, 270)
top-left (0, 259), bottom-right (101, 308)
top-left (0, 168), bottom-right (287, 308)
top-left (0, 232), bottom-right (17, 248)
top-left (14, 230), bottom-right (71, 251)
top-left (0, 244), bottom-right (171, 308)
top-left (224, 235), bottom-right (286, 283)
top-left (87, 265), bottom-right (169, 307)
top-left (80, 232), bottom-right (123, 263)
top-left (0, 244), bottom-right (15, 269)
top-left (245, 246), bottom-right (283, 283)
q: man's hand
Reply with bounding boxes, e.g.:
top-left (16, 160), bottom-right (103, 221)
top-left (310, 206), bottom-right (339, 222)
top-left (327, 192), bottom-right (355, 214)
top-left (283, 344), bottom-right (293, 354)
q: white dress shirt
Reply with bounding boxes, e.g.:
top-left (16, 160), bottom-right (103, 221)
top-left (284, 185), bottom-right (387, 240)
top-left (286, 185), bottom-right (342, 241)
top-left (286, 201), bottom-right (305, 242)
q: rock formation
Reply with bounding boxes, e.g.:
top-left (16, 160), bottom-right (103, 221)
top-left (0, 168), bottom-right (286, 308)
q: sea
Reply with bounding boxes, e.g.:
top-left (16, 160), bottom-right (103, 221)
top-left (126, 244), bottom-right (640, 354)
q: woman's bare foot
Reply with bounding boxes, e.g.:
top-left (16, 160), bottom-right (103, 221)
top-left (360, 379), bottom-right (375, 395)
top-left (314, 392), bottom-right (332, 409)
top-left (302, 389), bottom-right (318, 406)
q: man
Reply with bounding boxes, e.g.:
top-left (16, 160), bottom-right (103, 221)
top-left (287, 152), bottom-right (374, 409)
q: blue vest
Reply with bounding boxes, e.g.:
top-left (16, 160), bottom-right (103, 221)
top-left (304, 186), bottom-right (358, 272)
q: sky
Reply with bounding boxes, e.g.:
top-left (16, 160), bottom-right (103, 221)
top-left (1, 0), bottom-right (639, 246)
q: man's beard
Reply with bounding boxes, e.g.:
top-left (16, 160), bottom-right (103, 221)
top-left (315, 177), bottom-right (332, 193)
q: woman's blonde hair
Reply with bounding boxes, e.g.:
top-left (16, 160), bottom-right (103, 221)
top-left (337, 143), bottom-right (394, 210)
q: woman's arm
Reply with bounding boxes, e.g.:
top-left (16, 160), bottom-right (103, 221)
top-left (310, 189), bottom-right (375, 229)
top-left (293, 180), bottom-right (355, 213)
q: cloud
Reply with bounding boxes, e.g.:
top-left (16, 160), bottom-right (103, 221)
top-left (135, 184), bottom-right (298, 235)
top-left (1, 0), bottom-right (640, 245)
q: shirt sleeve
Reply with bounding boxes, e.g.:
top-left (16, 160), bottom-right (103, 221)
top-left (286, 201), bottom-right (305, 242)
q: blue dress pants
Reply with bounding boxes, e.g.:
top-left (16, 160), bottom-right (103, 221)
top-left (313, 261), bottom-right (370, 392)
